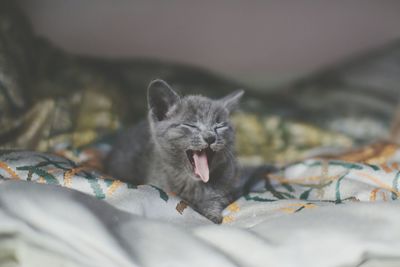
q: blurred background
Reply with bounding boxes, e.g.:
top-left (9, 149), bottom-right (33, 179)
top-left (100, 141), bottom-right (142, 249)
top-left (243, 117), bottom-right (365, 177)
top-left (2, 0), bottom-right (400, 164)
top-left (18, 0), bottom-right (400, 89)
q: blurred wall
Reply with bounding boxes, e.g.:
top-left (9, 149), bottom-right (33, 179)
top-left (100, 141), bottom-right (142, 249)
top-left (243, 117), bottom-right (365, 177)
top-left (18, 0), bottom-right (400, 88)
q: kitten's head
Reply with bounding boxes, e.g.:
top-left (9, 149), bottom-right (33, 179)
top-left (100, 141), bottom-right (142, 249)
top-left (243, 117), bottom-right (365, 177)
top-left (147, 79), bottom-right (243, 183)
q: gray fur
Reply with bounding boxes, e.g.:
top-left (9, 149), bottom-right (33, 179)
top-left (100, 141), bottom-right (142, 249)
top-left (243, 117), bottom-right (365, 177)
top-left (106, 79), bottom-right (243, 223)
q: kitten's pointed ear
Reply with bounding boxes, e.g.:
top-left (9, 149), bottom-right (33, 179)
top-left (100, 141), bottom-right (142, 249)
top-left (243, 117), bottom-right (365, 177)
top-left (220, 90), bottom-right (244, 113)
top-left (148, 79), bottom-right (180, 121)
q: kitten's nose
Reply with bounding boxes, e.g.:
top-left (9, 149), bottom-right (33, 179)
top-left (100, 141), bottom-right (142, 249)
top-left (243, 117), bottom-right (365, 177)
top-left (203, 134), bottom-right (216, 145)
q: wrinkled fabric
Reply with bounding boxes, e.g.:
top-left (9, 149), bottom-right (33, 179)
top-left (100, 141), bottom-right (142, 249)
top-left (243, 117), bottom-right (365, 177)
top-left (2, 145), bottom-right (400, 266)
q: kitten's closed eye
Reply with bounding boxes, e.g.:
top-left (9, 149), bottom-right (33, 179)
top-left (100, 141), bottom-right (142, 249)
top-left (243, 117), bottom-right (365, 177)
top-left (214, 122), bottom-right (228, 130)
top-left (181, 123), bottom-right (199, 130)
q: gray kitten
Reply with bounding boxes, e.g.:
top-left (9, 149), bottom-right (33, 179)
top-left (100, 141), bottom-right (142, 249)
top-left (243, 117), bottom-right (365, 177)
top-left (106, 79), bottom-right (243, 223)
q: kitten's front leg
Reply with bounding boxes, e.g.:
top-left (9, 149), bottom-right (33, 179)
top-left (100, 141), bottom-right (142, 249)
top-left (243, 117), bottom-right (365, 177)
top-left (194, 199), bottom-right (225, 224)
top-left (180, 183), bottom-right (232, 223)
top-left (192, 193), bottom-right (231, 224)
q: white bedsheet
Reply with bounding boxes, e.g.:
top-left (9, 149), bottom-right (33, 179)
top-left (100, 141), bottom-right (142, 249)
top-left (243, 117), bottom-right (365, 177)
top-left (1, 151), bottom-right (400, 267)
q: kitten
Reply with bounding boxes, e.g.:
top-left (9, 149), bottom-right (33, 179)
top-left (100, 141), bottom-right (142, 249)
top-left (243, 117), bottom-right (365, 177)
top-left (106, 79), bottom-right (243, 223)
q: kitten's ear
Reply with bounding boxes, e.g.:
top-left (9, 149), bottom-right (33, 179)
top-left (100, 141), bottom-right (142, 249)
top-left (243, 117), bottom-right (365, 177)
top-left (220, 90), bottom-right (244, 113)
top-left (147, 79), bottom-right (180, 121)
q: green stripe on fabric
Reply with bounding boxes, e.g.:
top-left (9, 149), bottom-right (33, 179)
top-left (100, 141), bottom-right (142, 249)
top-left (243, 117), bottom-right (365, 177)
top-left (37, 155), bottom-right (77, 170)
top-left (80, 170), bottom-right (106, 199)
top-left (281, 192), bottom-right (295, 199)
top-left (330, 161), bottom-right (363, 170)
top-left (150, 185), bottom-right (169, 202)
top-left (335, 172), bottom-right (348, 204)
top-left (366, 164), bottom-right (380, 171)
top-left (104, 179), bottom-right (114, 187)
top-left (27, 170), bottom-right (33, 181)
top-left (244, 194), bottom-right (276, 202)
top-left (264, 176), bottom-right (292, 199)
top-left (294, 206), bottom-right (305, 213)
top-left (88, 179), bottom-right (106, 199)
top-left (300, 188), bottom-right (312, 200)
top-left (16, 166), bottom-right (59, 185)
top-left (301, 161), bottom-right (323, 168)
top-left (392, 171), bottom-right (400, 200)
top-left (301, 161), bottom-right (363, 170)
top-left (281, 182), bottom-right (295, 192)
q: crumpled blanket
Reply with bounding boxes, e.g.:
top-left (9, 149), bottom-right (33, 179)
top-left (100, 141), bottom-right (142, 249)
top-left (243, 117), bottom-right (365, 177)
top-left (1, 144), bottom-right (400, 267)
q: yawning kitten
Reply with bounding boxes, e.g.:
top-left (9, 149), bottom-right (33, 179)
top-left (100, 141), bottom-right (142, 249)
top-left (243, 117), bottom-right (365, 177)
top-left (106, 79), bottom-right (243, 223)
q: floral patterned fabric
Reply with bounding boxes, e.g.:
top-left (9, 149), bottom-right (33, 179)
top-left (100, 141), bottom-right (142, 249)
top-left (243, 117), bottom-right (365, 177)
top-left (2, 143), bottom-right (400, 266)
top-left (1, 142), bottom-right (399, 224)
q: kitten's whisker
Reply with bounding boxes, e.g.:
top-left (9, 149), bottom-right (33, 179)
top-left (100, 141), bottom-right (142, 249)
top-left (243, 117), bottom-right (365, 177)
top-left (221, 149), bottom-right (235, 161)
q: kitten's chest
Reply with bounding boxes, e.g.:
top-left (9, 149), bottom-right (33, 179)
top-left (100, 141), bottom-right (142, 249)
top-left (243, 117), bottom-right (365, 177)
top-left (146, 162), bottom-right (200, 193)
top-left (145, 161), bottom-right (176, 191)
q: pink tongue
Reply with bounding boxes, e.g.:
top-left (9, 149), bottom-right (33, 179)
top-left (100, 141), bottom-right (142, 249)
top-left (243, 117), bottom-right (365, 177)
top-left (193, 151), bottom-right (209, 183)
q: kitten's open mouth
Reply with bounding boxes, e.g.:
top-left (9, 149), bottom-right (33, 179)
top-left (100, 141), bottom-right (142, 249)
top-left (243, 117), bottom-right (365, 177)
top-left (186, 148), bottom-right (215, 183)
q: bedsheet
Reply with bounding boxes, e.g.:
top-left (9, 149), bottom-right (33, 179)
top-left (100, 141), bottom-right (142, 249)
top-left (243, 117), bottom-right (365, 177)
top-left (1, 146), bottom-right (400, 267)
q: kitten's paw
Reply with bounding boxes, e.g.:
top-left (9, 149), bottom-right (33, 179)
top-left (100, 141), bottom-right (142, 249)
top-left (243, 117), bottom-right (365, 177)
top-left (195, 201), bottom-right (225, 224)
top-left (204, 212), bottom-right (223, 224)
